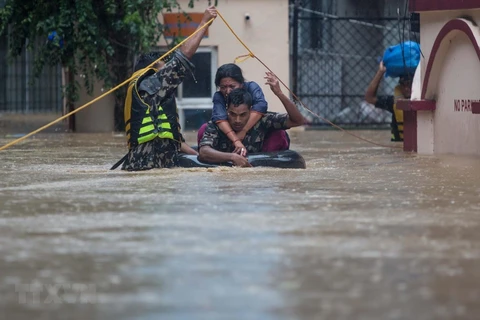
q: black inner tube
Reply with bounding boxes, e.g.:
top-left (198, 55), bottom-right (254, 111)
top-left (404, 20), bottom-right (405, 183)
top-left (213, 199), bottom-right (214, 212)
top-left (178, 150), bottom-right (306, 169)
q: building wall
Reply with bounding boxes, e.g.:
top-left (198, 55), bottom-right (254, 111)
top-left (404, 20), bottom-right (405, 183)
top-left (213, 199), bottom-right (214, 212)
top-left (75, 79), bottom-right (115, 132)
top-left (419, 10), bottom-right (480, 86)
top-left (416, 10), bottom-right (480, 155)
top-left (433, 32), bottom-right (480, 154)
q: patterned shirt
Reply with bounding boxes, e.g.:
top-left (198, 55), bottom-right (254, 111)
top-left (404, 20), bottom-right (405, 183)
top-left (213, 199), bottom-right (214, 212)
top-left (138, 51), bottom-right (193, 143)
top-left (121, 51), bottom-right (194, 171)
top-left (199, 112), bottom-right (289, 153)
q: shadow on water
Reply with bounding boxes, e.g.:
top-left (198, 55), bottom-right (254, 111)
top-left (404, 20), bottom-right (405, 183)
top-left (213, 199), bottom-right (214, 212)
top-left (1, 130), bottom-right (480, 320)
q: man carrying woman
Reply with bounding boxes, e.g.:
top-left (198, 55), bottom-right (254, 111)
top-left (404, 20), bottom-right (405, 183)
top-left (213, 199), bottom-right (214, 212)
top-left (197, 63), bottom-right (291, 155)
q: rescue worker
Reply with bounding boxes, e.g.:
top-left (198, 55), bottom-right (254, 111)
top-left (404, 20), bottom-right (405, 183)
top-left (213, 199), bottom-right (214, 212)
top-left (111, 6), bottom-right (217, 171)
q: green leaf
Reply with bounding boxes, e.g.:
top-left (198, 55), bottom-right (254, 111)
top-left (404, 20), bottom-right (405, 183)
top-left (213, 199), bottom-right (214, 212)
top-left (2, 0), bottom-right (204, 130)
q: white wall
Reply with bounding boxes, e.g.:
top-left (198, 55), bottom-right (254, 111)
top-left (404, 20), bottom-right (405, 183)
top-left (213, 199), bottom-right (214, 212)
top-left (416, 10), bottom-right (480, 155)
top-left (433, 32), bottom-right (480, 154)
top-left (159, 0), bottom-right (290, 113)
top-left (75, 79), bottom-right (115, 132)
top-left (419, 10), bottom-right (480, 92)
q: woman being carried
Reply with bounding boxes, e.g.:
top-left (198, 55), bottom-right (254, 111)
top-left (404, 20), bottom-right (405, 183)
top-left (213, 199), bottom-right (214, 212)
top-left (197, 63), bottom-right (289, 155)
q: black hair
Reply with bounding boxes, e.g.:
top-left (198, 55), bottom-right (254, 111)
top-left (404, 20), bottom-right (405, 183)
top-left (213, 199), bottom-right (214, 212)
top-left (399, 74), bottom-right (413, 85)
top-left (215, 63), bottom-right (245, 87)
top-left (134, 52), bottom-right (163, 72)
top-left (226, 88), bottom-right (252, 109)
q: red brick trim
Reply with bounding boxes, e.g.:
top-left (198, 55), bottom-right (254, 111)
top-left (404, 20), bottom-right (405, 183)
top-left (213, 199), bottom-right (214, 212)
top-left (396, 99), bottom-right (436, 111)
top-left (403, 111), bottom-right (418, 152)
top-left (410, 0), bottom-right (480, 12)
top-left (422, 19), bottom-right (480, 99)
top-left (472, 101), bottom-right (480, 114)
top-left (397, 100), bottom-right (436, 151)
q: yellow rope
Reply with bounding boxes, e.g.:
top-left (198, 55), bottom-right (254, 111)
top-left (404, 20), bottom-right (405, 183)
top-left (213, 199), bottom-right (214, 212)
top-left (0, 18), bottom-right (214, 152)
top-left (216, 11), bottom-right (402, 150)
top-left (234, 53), bottom-right (253, 64)
top-left (1, 11), bottom-right (401, 151)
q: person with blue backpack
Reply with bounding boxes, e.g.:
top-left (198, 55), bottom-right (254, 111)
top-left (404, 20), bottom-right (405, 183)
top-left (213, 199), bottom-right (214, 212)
top-left (365, 41), bottom-right (420, 142)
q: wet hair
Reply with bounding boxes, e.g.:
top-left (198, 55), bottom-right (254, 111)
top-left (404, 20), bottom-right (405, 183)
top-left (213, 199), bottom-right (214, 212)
top-left (134, 52), bottom-right (163, 72)
top-left (227, 88), bottom-right (252, 108)
top-left (215, 63), bottom-right (245, 87)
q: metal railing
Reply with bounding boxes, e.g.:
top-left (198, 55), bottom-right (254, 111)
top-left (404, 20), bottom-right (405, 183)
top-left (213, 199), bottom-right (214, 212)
top-left (0, 34), bottom-right (63, 114)
top-left (290, 0), bottom-right (418, 126)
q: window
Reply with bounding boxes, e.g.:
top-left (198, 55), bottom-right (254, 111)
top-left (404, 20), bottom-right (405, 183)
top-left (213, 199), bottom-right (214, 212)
top-left (143, 46), bottom-right (217, 130)
top-left (163, 47), bottom-right (217, 130)
top-left (176, 47), bottom-right (217, 100)
top-left (152, 46), bottom-right (217, 100)
top-left (177, 47), bottom-right (217, 130)
top-left (180, 50), bottom-right (214, 98)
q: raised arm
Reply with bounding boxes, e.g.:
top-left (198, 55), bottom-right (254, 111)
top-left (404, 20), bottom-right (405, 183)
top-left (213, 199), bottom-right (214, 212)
top-left (180, 6), bottom-right (217, 59)
top-left (138, 7), bottom-right (217, 103)
top-left (365, 61), bottom-right (387, 104)
top-left (265, 72), bottom-right (304, 128)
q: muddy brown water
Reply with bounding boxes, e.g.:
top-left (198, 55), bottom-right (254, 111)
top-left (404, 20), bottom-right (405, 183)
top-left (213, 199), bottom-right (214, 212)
top-left (1, 130), bottom-right (479, 320)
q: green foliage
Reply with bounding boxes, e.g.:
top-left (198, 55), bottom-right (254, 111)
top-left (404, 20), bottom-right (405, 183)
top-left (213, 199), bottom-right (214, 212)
top-left (0, 0), bottom-right (217, 129)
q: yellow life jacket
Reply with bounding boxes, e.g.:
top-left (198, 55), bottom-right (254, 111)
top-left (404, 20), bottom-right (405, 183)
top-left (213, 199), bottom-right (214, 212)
top-left (392, 85), bottom-right (405, 142)
top-left (124, 68), bottom-right (174, 149)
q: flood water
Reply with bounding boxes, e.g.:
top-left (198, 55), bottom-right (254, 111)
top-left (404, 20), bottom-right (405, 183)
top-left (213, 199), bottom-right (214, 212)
top-left (1, 130), bottom-right (480, 320)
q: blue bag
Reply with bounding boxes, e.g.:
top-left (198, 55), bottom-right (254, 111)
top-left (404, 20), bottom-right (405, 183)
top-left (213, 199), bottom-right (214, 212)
top-left (382, 41), bottom-right (420, 78)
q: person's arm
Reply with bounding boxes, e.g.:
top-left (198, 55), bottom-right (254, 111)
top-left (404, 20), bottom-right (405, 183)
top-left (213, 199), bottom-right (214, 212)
top-left (237, 82), bottom-right (268, 140)
top-left (212, 91), bottom-right (246, 156)
top-left (181, 143), bottom-right (198, 155)
top-left (265, 72), bottom-right (304, 128)
top-left (180, 6), bottom-right (217, 59)
top-left (211, 91), bottom-right (228, 122)
top-left (199, 146), bottom-right (251, 167)
top-left (137, 7), bottom-right (217, 100)
top-left (198, 122), bottom-right (250, 166)
top-left (217, 121), bottom-right (242, 145)
top-left (365, 61), bottom-right (387, 105)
